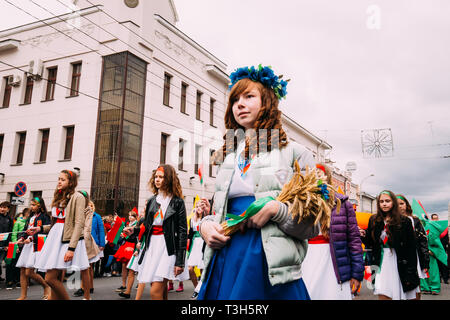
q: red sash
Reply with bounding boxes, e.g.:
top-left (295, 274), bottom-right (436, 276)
top-left (56, 218), bottom-right (65, 224)
top-left (152, 225), bottom-right (163, 235)
top-left (308, 235), bottom-right (329, 244)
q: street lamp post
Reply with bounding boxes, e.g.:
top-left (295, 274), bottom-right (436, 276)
top-left (359, 174), bottom-right (374, 211)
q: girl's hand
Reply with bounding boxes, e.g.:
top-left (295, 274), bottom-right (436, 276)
top-left (17, 238), bottom-right (24, 245)
top-left (246, 200), bottom-right (279, 229)
top-left (350, 279), bottom-right (360, 294)
top-left (24, 238), bottom-right (31, 244)
top-left (174, 266), bottom-right (184, 277)
top-left (200, 221), bottom-right (230, 250)
top-left (122, 227), bottom-right (133, 236)
top-left (423, 268), bottom-right (428, 274)
top-left (201, 198), bottom-right (211, 215)
top-left (64, 250), bottom-right (74, 262)
top-left (136, 242), bottom-right (141, 250)
top-left (27, 226), bottom-right (40, 236)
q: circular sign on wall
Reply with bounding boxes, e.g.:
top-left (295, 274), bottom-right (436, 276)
top-left (124, 0), bottom-right (139, 8)
top-left (14, 181), bottom-right (27, 197)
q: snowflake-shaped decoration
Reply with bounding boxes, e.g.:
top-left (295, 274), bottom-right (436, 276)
top-left (361, 128), bottom-right (394, 158)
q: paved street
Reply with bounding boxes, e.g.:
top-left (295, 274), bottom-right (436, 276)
top-left (0, 272), bottom-right (449, 300)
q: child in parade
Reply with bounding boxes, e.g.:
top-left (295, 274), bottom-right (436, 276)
top-left (6, 209), bottom-right (28, 289)
top-left (0, 202), bottom-right (13, 284)
top-left (16, 198), bottom-right (51, 300)
top-left (124, 164), bottom-right (189, 300)
top-left (114, 207), bottom-right (139, 293)
top-left (301, 163), bottom-right (364, 299)
top-left (361, 190), bottom-right (420, 300)
top-left (31, 170), bottom-right (90, 300)
top-left (396, 194), bottom-right (429, 299)
top-left (198, 65), bottom-right (319, 300)
top-left (187, 200), bottom-right (206, 299)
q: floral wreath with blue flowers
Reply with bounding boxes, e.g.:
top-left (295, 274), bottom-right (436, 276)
top-left (229, 64), bottom-right (289, 100)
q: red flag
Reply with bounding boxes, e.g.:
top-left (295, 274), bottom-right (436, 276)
top-left (6, 242), bottom-right (18, 259)
top-left (107, 216), bottom-right (125, 245)
top-left (198, 165), bottom-right (203, 185)
top-left (138, 224), bottom-right (146, 241)
top-left (364, 266), bottom-right (372, 282)
top-left (37, 235), bottom-right (47, 251)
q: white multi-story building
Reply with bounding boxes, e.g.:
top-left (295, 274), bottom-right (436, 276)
top-left (0, 0), bottom-right (333, 217)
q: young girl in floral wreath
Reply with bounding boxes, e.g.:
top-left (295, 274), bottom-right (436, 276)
top-left (124, 164), bottom-right (189, 300)
top-left (32, 170), bottom-right (90, 300)
top-left (16, 197), bottom-right (51, 300)
top-left (198, 65), bottom-right (318, 300)
top-left (301, 163), bottom-right (364, 300)
top-left (361, 190), bottom-right (420, 300)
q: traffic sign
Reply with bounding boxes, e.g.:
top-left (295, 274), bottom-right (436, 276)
top-left (14, 181), bottom-right (27, 197)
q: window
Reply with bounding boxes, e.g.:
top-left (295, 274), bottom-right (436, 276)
top-left (63, 126), bottom-right (75, 160)
top-left (39, 129), bottom-right (50, 162)
top-left (178, 138), bottom-right (185, 171)
top-left (160, 133), bottom-right (169, 164)
top-left (163, 73), bottom-right (172, 106)
top-left (210, 98), bottom-right (215, 126)
top-left (24, 76), bottom-right (34, 104)
top-left (209, 149), bottom-right (216, 177)
top-left (0, 134), bottom-right (4, 161)
top-left (2, 77), bottom-right (12, 108)
top-left (194, 144), bottom-right (201, 174)
top-left (16, 132), bottom-right (26, 164)
top-left (45, 67), bottom-right (57, 100)
top-left (180, 82), bottom-right (188, 113)
top-left (70, 63), bottom-right (82, 96)
top-left (196, 91), bottom-right (202, 120)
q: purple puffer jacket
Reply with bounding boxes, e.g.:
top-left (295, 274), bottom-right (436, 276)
top-left (328, 193), bottom-right (364, 283)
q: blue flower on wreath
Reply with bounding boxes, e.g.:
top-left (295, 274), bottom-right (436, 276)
top-left (229, 64), bottom-right (289, 100)
top-left (317, 180), bottom-right (330, 201)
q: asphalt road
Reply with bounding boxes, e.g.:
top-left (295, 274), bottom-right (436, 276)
top-left (1, 272), bottom-right (449, 300)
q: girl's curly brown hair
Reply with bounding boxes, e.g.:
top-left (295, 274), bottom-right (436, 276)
top-left (211, 78), bottom-right (289, 165)
top-left (148, 164), bottom-right (183, 198)
top-left (51, 170), bottom-right (78, 208)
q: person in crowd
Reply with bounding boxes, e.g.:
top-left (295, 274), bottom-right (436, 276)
top-left (302, 163), bottom-right (364, 299)
top-left (73, 192), bottom-right (100, 300)
top-left (90, 201), bottom-right (105, 280)
top-left (123, 164), bottom-right (189, 300)
top-left (430, 213), bottom-right (449, 284)
top-left (31, 170), bottom-right (90, 300)
top-left (0, 201), bottom-right (13, 285)
top-left (361, 190), bottom-right (419, 300)
top-left (100, 215), bottom-right (114, 277)
top-left (197, 65), bottom-right (318, 300)
top-left (16, 199), bottom-right (51, 300)
top-left (396, 194), bottom-right (429, 299)
top-left (114, 208), bottom-right (139, 293)
top-left (186, 199), bottom-right (207, 299)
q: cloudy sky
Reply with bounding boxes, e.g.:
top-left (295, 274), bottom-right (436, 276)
top-left (1, 0), bottom-right (449, 217)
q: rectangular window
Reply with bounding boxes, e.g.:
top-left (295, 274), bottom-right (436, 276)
top-left (64, 126), bottom-right (75, 160)
top-left (45, 67), bottom-right (57, 101)
top-left (16, 132), bottom-right (26, 164)
top-left (163, 73), bottom-right (171, 106)
top-left (39, 129), bottom-right (50, 162)
top-left (180, 82), bottom-right (188, 113)
top-left (196, 91), bottom-right (202, 120)
top-left (0, 134), bottom-right (4, 161)
top-left (178, 138), bottom-right (185, 171)
top-left (24, 76), bottom-right (34, 104)
top-left (160, 133), bottom-right (169, 164)
top-left (209, 149), bottom-right (216, 177)
top-left (70, 63), bottom-right (82, 96)
top-left (2, 77), bottom-right (12, 108)
top-left (210, 98), bottom-right (215, 126)
top-left (194, 144), bottom-right (201, 174)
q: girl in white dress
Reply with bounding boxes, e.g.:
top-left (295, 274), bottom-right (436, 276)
top-left (16, 197), bottom-right (51, 300)
top-left (124, 165), bottom-right (189, 300)
top-left (31, 170), bottom-right (90, 300)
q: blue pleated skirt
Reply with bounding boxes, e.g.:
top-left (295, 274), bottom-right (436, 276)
top-left (198, 196), bottom-right (310, 300)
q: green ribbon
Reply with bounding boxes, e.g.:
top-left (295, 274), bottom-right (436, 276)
top-left (224, 196), bottom-right (275, 227)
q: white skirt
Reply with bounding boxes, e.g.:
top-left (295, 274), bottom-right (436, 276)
top-left (187, 237), bottom-right (205, 269)
top-left (302, 243), bottom-right (353, 300)
top-left (126, 250), bottom-right (142, 272)
top-left (89, 251), bottom-right (102, 264)
top-left (34, 223), bottom-right (90, 272)
top-left (16, 242), bottom-right (41, 269)
top-left (137, 234), bottom-right (189, 284)
top-left (374, 248), bottom-right (419, 300)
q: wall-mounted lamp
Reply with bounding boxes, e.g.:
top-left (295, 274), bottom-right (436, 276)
top-left (189, 176), bottom-right (195, 186)
top-left (73, 167), bottom-right (81, 177)
top-left (0, 173), bottom-right (4, 184)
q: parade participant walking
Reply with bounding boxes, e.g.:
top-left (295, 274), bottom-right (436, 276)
top-left (302, 163), bottom-right (364, 300)
top-left (6, 209), bottom-right (29, 289)
top-left (197, 65), bottom-right (318, 300)
top-left (16, 198), bottom-right (51, 300)
top-left (90, 201), bottom-right (105, 280)
top-left (114, 207), bottom-right (139, 293)
top-left (187, 200), bottom-right (206, 299)
top-left (124, 164), bottom-right (189, 300)
top-left (0, 201), bottom-right (13, 284)
top-left (362, 190), bottom-right (419, 300)
top-left (397, 194), bottom-right (429, 299)
top-left (31, 170), bottom-right (90, 300)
